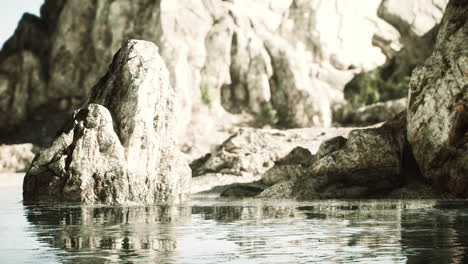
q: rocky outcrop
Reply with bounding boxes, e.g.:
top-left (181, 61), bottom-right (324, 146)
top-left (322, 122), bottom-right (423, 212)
top-left (190, 127), bottom-right (355, 193)
top-left (0, 144), bottom-right (37, 172)
top-left (407, 0), bottom-right (468, 197)
top-left (262, 147), bottom-right (314, 185)
top-left (261, 112), bottom-right (407, 199)
top-left (0, 0), bottom-right (444, 158)
top-left (23, 40), bottom-right (191, 204)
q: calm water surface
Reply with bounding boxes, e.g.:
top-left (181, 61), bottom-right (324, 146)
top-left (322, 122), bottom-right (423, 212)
top-left (1, 184), bottom-right (468, 264)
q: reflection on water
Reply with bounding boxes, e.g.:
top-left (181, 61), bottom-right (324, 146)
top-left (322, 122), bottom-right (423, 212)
top-left (1, 187), bottom-right (468, 264)
top-left (23, 205), bottom-right (190, 263)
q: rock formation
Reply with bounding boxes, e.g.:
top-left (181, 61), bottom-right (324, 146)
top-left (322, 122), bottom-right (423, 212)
top-left (0, 0), bottom-right (447, 159)
top-left (407, 0), bottom-right (468, 197)
top-left (343, 0), bottom-right (447, 108)
top-left (23, 40), bottom-right (191, 204)
top-left (259, 112), bottom-right (407, 199)
top-left (190, 127), bottom-right (355, 193)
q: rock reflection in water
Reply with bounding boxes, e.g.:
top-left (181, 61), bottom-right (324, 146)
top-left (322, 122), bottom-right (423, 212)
top-left (401, 200), bottom-right (468, 264)
top-left (19, 198), bottom-right (468, 264)
top-left (23, 205), bottom-right (190, 263)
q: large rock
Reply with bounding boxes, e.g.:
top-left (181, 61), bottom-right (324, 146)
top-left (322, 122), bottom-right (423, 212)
top-left (407, 0), bottom-right (468, 197)
top-left (262, 112), bottom-right (407, 199)
top-left (0, 0), bottom-right (444, 158)
top-left (23, 40), bottom-right (191, 204)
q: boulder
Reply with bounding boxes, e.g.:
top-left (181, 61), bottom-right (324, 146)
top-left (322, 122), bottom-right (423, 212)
top-left (190, 127), bottom-right (355, 192)
top-left (261, 112), bottom-right (407, 199)
top-left (407, 0), bottom-right (468, 197)
top-left (257, 180), bottom-right (295, 200)
top-left (23, 40), bottom-right (191, 204)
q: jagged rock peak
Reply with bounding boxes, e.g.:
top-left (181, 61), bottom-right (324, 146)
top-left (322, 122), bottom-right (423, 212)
top-left (23, 40), bottom-right (191, 204)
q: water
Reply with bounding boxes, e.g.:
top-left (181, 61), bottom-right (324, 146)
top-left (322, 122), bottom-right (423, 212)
top-left (1, 184), bottom-right (468, 264)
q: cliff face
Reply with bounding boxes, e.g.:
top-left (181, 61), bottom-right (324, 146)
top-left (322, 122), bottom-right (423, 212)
top-left (0, 0), bottom-right (446, 157)
top-left (407, 0), bottom-right (468, 197)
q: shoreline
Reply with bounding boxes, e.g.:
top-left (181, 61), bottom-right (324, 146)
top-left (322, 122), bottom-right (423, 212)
top-left (0, 173), bottom-right (24, 188)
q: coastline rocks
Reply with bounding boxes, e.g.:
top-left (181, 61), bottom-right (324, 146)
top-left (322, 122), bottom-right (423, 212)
top-left (23, 40), bottom-right (191, 204)
top-left (262, 147), bottom-right (314, 185)
top-left (407, 0), bottom-right (468, 197)
top-left (190, 127), bottom-right (355, 193)
top-left (261, 112), bottom-right (407, 199)
top-left (0, 144), bottom-right (37, 172)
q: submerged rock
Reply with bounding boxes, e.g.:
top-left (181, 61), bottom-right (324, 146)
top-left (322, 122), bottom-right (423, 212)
top-left (23, 40), bottom-right (191, 204)
top-left (407, 0), bottom-right (468, 197)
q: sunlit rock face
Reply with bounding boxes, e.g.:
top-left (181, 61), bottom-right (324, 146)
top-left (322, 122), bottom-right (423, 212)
top-left (407, 0), bottom-right (468, 197)
top-left (378, 0), bottom-right (448, 40)
top-left (343, 0), bottom-right (448, 111)
top-left (23, 40), bottom-right (191, 204)
top-left (0, 0), bottom-right (446, 159)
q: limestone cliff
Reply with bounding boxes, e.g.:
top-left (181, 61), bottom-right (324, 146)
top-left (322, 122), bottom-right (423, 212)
top-left (0, 0), bottom-right (446, 159)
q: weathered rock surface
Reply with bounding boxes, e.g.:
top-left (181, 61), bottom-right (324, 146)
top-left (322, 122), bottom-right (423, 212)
top-left (23, 40), bottom-right (191, 204)
top-left (407, 0), bottom-right (468, 197)
top-left (257, 180), bottom-right (295, 199)
top-left (0, 0), bottom-right (445, 158)
top-left (261, 112), bottom-right (407, 199)
top-left (262, 147), bottom-right (314, 185)
top-left (0, 144), bottom-right (37, 172)
top-left (190, 127), bottom-right (356, 193)
top-left (335, 98), bottom-right (407, 125)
